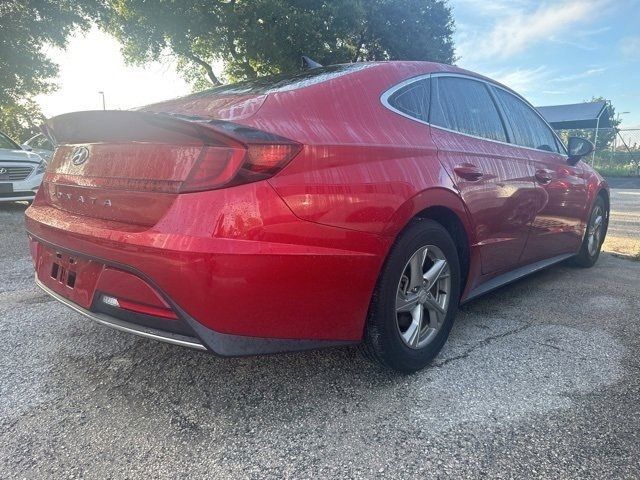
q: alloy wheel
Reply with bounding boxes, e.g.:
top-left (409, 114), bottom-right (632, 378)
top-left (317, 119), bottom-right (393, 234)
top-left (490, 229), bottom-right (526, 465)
top-left (587, 205), bottom-right (604, 257)
top-left (395, 245), bottom-right (451, 349)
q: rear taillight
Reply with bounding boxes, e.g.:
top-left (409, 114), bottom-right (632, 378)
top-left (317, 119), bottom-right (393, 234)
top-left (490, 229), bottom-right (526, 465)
top-left (181, 146), bottom-right (246, 192)
top-left (245, 144), bottom-right (301, 174)
top-left (180, 141), bottom-right (301, 193)
top-left (229, 143), bottom-right (302, 187)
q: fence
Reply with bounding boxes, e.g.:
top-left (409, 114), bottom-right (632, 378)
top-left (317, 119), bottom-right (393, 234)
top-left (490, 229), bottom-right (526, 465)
top-left (554, 127), bottom-right (640, 176)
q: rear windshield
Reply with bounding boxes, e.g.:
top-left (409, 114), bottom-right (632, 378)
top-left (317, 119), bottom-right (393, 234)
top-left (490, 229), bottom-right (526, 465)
top-left (0, 131), bottom-right (19, 150)
top-left (186, 63), bottom-right (375, 98)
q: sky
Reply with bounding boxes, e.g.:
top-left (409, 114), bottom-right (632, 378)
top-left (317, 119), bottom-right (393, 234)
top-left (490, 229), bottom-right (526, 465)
top-left (37, 30), bottom-right (191, 116)
top-left (38, 0), bottom-right (640, 128)
top-left (450, 0), bottom-right (640, 128)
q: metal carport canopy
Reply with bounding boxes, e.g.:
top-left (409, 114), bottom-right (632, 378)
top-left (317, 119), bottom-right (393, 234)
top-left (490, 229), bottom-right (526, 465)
top-left (536, 101), bottom-right (613, 130)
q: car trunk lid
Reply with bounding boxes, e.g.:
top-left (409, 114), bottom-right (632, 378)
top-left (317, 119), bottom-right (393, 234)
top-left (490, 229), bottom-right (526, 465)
top-left (40, 110), bottom-right (300, 226)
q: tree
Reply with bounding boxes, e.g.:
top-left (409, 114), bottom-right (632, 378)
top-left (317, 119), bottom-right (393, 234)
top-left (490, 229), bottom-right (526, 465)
top-left (588, 96), bottom-right (620, 152)
top-left (101, 0), bottom-right (455, 87)
top-left (0, 100), bottom-right (46, 142)
top-left (558, 97), bottom-right (621, 153)
top-left (0, 0), bottom-right (101, 141)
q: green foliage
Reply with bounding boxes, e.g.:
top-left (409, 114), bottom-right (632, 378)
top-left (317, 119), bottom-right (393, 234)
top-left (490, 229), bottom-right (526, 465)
top-left (0, 100), bottom-right (46, 143)
top-left (0, 0), bottom-right (101, 140)
top-left (0, 0), bottom-right (455, 137)
top-left (594, 164), bottom-right (639, 177)
top-left (101, 0), bottom-right (455, 87)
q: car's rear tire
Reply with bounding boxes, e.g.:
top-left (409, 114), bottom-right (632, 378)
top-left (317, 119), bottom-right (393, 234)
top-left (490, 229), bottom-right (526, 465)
top-left (362, 219), bottom-right (461, 373)
top-left (573, 196), bottom-right (607, 268)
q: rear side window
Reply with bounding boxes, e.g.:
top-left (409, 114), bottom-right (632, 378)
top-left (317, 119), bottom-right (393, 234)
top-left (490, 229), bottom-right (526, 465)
top-left (386, 79), bottom-right (430, 122)
top-left (431, 77), bottom-right (507, 142)
top-left (492, 88), bottom-right (560, 153)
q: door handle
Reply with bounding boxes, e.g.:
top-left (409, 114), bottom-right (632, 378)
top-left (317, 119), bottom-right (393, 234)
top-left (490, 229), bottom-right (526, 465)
top-left (535, 169), bottom-right (553, 184)
top-left (454, 164), bottom-right (484, 181)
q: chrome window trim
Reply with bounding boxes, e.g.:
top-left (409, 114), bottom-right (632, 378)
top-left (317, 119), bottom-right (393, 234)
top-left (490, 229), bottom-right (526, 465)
top-left (380, 73), bottom-right (432, 126)
top-left (380, 71), bottom-right (568, 157)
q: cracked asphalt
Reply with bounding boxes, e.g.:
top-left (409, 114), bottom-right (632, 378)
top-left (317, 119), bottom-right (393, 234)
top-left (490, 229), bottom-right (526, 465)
top-left (1, 184), bottom-right (639, 479)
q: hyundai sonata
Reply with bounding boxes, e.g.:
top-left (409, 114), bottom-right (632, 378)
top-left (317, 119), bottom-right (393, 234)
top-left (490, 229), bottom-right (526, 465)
top-left (26, 62), bottom-right (608, 372)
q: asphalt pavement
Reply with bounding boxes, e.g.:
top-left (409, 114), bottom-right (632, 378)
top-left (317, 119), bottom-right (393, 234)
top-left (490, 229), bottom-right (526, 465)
top-left (1, 186), bottom-right (639, 479)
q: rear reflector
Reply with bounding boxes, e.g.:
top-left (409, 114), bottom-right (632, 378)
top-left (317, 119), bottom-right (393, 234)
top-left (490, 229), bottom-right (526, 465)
top-left (101, 295), bottom-right (119, 308)
top-left (101, 294), bottom-right (179, 320)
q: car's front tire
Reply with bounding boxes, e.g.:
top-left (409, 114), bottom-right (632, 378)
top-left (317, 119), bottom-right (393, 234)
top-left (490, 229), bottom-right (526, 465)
top-left (362, 219), bottom-right (461, 373)
top-left (573, 196), bottom-right (608, 268)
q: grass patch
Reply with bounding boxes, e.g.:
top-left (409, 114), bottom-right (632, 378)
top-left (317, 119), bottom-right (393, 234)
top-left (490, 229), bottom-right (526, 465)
top-left (594, 164), bottom-right (639, 177)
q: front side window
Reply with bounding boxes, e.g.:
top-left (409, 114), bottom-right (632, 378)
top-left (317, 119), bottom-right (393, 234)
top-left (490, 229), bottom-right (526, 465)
top-left (431, 77), bottom-right (507, 142)
top-left (386, 79), bottom-right (430, 122)
top-left (493, 88), bottom-right (560, 153)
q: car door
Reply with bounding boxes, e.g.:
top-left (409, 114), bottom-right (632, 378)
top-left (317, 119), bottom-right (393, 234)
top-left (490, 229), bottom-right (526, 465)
top-left (490, 87), bottom-right (588, 262)
top-left (429, 75), bottom-right (539, 275)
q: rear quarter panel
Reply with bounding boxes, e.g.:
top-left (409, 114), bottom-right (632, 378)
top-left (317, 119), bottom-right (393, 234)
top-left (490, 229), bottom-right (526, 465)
top-left (255, 63), bottom-right (471, 239)
top-left (583, 163), bottom-right (609, 207)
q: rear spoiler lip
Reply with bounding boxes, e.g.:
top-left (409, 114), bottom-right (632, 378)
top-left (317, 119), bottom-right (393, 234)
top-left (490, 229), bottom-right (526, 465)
top-left (43, 110), bottom-right (295, 147)
top-left (44, 110), bottom-right (236, 146)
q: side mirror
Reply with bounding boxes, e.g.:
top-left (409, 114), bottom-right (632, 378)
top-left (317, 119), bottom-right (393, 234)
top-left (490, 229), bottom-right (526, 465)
top-left (21, 144), bottom-right (33, 151)
top-left (567, 137), bottom-right (594, 166)
top-left (301, 55), bottom-right (323, 69)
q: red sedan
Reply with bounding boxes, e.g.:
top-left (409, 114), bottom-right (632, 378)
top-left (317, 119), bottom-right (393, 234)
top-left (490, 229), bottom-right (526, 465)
top-left (26, 62), bottom-right (609, 372)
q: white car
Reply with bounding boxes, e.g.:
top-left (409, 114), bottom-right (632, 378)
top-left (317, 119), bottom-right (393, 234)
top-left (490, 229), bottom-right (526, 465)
top-left (0, 130), bottom-right (47, 203)
top-left (22, 133), bottom-right (55, 162)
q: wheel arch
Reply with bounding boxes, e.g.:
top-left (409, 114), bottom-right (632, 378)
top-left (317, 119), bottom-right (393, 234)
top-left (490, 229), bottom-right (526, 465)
top-left (413, 206), bottom-right (471, 297)
top-left (597, 187), bottom-right (610, 210)
top-left (383, 187), bottom-right (476, 297)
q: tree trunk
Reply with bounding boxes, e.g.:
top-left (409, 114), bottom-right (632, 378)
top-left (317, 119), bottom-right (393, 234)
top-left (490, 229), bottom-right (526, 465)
top-left (184, 52), bottom-right (222, 86)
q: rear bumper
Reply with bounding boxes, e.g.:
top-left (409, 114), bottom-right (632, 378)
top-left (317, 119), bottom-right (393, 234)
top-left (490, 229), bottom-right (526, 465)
top-left (36, 276), bottom-right (207, 351)
top-left (26, 181), bottom-right (389, 351)
top-left (36, 272), bottom-right (354, 355)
